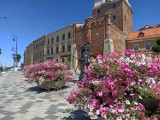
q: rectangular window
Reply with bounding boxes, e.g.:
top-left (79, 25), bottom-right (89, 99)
top-left (48, 39), bottom-right (50, 45)
top-left (68, 44), bottom-right (71, 52)
top-left (62, 45), bottom-right (65, 52)
top-left (68, 32), bottom-right (71, 39)
top-left (42, 50), bottom-right (44, 56)
top-left (68, 57), bottom-right (71, 62)
top-left (39, 51), bottom-right (41, 57)
top-left (144, 43), bottom-right (151, 50)
top-left (51, 48), bottom-right (54, 54)
top-left (97, 9), bottom-right (100, 14)
top-left (62, 34), bottom-right (65, 40)
top-left (51, 38), bottom-right (54, 44)
top-left (56, 36), bottom-right (59, 42)
top-left (133, 44), bottom-right (139, 50)
top-left (56, 46), bottom-right (59, 53)
top-left (47, 49), bottom-right (50, 55)
top-left (62, 58), bottom-right (64, 62)
top-left (40, 41), bottom-right (42, 46)
top-left (42, 40), bottom-right (45, 45)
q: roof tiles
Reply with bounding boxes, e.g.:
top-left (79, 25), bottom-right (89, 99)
top-left (127, 26), bottom-right (160, 41)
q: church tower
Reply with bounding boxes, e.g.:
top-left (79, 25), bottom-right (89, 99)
top-left (92, 0), bottom-right (132, 35)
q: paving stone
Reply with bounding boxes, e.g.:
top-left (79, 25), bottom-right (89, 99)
top-left (18, 109), bottom-right (28, 114)
top-left (32, 117), bottom-right (45, 120)
top-left (0, 71), bottom-right (91, 120)
top-left (0, 115), bottom-right (14, 120)
top-left (21, 102), bottom-right (33, 109)
top-left (0, 114), bottom-right (6, 119)
top-left (45, 115), bottom-right (59, 120)
top-left (45, 110), bottom-right (57, 114)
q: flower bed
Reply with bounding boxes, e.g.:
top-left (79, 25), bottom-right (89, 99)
top-left (67, 50), bottom-right (160, 120)
top-left (23, 61), bottom-right (74, 90)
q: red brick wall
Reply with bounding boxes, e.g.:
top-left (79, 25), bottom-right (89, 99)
top-left (122, 0), bottom-right (133, 35)
top-left (109, 24), bottom-right (126, 54)
top-left (90, 21), bottom-right (105, 56)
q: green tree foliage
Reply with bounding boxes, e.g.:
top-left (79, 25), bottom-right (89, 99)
top-left (0, 48), bottom-right (2, 55)
top-left (156, 37), bottom-right (160, 46)
top-left (17, 54), bottom-right (21, 62)
top-left (152, 38), bottom-right (160, 58)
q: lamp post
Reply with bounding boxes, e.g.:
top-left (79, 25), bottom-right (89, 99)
top-left (79, 43), bottom-right (90, 81)
top-left (12, 35), bottom-right (18, 67)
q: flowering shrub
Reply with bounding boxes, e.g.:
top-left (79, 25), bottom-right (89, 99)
top-left (67, 50), bottom-right (160, 120)
top-left (22, 64), bottom-right (34, 78)
top-left (23, 61), bottom-right (74, 90)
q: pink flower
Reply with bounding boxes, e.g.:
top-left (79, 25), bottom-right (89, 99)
top-left (144, 118), bottom-right (150, 120)
top-left (137, 103), bottom-right (144, 110)
top-left (66, 98), bottom-right (73, 104)
top-left (139, 112), bottom-right (145, 119)
top-left (110, 52), bottom-right (118, 58)
top-left (117, 105), bottom-right (124, 113)
top-left (67, 51), bottom-right (160, 120)
top-left (153, 118), bottom-right (158, 120)
top-left (71, 91), bottom-right (78, 97)
top-left (125, 49), bottom-right (134, 56)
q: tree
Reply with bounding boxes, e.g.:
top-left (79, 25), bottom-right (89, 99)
top-left (17, 54), bottom-right (21, 62)
top-left (156, 37), bottom-right (160, 46)
top-left (0, 48), bottom-right (2, 55)
top-left (152, 38), bottom-right (160, 58)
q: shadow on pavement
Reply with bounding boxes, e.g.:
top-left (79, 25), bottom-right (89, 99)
top-left (26, 85), bottom-right (71, 94)
top-left (63, 109), bottom-right (91, 120)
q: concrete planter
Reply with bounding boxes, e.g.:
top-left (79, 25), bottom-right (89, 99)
top-left (139, 97), bottom-right (160, 115)
top-left (37, 78), bottom-right (66, 90)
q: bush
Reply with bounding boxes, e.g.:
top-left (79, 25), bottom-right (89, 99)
top-left (23, 61), bottom-right (74, 90)
top-left (67, 50), bottom-right (160, 120)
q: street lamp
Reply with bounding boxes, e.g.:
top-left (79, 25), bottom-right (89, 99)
top-left (12, 35), bottom-right (18, 67)
top-left (79, 43), bottom-right (90, 81)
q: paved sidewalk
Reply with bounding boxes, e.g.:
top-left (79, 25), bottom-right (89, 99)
top-left (0, 71), bottom-right (91, 120)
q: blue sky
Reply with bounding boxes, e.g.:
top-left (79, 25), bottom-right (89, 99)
top-left (0, 0), bottom-right (160, 67)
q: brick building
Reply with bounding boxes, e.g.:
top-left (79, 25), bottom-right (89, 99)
top-left (126, 25), bottom-right (160, 54)
top-left (72, 0), bottom-right (132, 66)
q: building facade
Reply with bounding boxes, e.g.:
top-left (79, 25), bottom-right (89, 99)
top-left (24, 43), bottom-right (33, 65)
top-left (24, 0), bottom-right (133, 68)
top-left (126, 25), bottom-right (160, 54)
top-left (33, 36), bottom-right (46, 64)
top-left (44, 26), bottom-right (73, 66)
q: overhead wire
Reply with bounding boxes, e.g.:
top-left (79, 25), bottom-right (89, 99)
top-left (0, 0), bottom-right (41, 19)
top-left (4, 17), bottom-right (13, 35)
top-left (0, 0), bottom-right (41, 36)
top-left (0, 0), bottom-right (41, 58)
